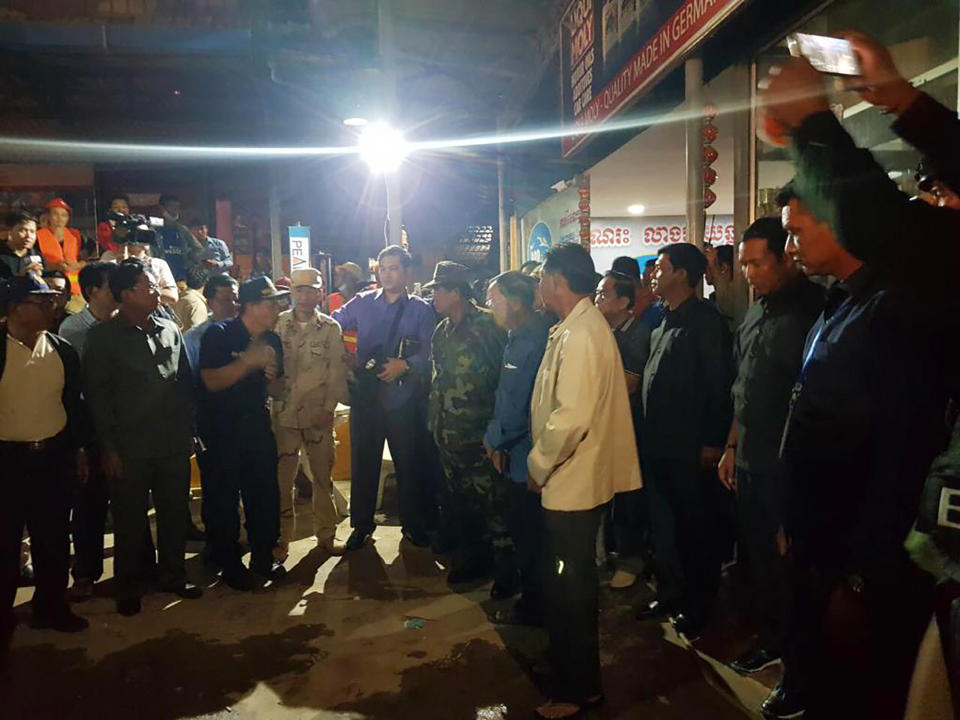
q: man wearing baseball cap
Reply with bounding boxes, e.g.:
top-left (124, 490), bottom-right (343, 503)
top-left (199, 276), bottom-right (288, 588)
top-left (1, 276), bottom-right (89, 655)
top-left (272, 268), bottom-right (349, 560)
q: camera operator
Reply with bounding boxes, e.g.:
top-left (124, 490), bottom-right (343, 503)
top-left (83, 259), bottom-right (200, 617)
top-left (331, 245), bottom-right (437, 552)
top-left (101, 214), bottom-right (179, 306)
top-left (1, 275), bottom-right (89, 658)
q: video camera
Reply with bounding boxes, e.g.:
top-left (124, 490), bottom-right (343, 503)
top-left (107, 211), bottom-right (162, 247)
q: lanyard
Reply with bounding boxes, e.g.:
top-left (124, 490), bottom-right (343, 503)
top-left (780, 315), bottom-right (832, 457)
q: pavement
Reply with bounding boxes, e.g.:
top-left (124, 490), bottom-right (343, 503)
top-left (3, 485), bottom-right (773, 720)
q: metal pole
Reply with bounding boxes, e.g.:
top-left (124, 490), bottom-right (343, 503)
top-left (497, 153), bottom-right (509, 271)
top-left (269, 164), bottom-right (283, 278)
top-left (685, 57), bottom-right (705, 257)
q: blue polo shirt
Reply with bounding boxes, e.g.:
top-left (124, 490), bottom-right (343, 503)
top-left (198, 317), bottom-right (283, 439)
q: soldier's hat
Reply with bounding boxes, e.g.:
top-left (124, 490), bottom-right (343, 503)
top-left (238, 276), bottom-right (290, 304)
top-left (423, 261), bottom-right (471, 290)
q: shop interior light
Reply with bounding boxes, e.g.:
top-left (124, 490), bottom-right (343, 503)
top-left (343, 117), bottom-right (369, 127)
top-left (628, 204), bottom-right (646, 215)
top-left (359, 122), bottom-right (409, 174)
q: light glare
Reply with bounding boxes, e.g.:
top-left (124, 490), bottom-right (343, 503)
top-left (343, 117), bottom-right (369, 127)
top-left (359, 122), bottom-right (408, 174)
top-left (628, 204), bottom-right (646, 216)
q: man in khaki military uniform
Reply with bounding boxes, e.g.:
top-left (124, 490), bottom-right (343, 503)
top-left (273, 267), bottom-right (349, 559)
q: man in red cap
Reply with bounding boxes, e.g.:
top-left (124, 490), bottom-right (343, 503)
top-left (37, 198), bottom-right (83, 298)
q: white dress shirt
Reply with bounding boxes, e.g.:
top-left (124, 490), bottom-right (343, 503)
top-left (0, 333), bottom-right (67, 441)
top-left (529, 297), bottom-right (642, 511)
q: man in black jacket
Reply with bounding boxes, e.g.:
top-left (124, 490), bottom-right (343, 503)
top-left (639, 242), bottom-right (733, 638)
top-left (759, 53), bottom-right (954, 718)
top-left (717, 218), bottom-right (824, 718)
top-left (0, 276), bottom-right (89, 658)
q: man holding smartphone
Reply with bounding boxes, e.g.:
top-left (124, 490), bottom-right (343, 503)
top-left (332, 245), bottom-right (437, 552)
top-left (0, 212), bottom-right (44, 281)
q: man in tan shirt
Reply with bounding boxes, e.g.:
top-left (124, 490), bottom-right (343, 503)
top-left (273, 268), bottom-right (349, 559)
top-left (173, 266), bottom-right (209, 331)
top-left (528, 243), bottom-right (641, 720)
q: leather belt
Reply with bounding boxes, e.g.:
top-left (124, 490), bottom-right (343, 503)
top-left (0, 437), bottom-right (56, 451)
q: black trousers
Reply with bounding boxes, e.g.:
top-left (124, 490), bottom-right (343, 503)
top-left (0, 435), bottom-right (73, 629)
top-left (349, 394), bottom-right (434, 535)
top-left (71, 456), bottom-right (156, 583)
top-left (109, 454), bottom-right (190, 600)
top-left (506, 481), bottom-right (543, 618)
top-left (206, 426), bottom-right (280, 573)
top-left (793, 558), bottom-right (932, 719)
top-left (645, 457), bottom-right (721, 620)
top-left (736, 469), bottom-right (791, 650)
top-left (612, 487), bottom-right (650, 575)
top-left (544, 506), bottom-right (603, 704)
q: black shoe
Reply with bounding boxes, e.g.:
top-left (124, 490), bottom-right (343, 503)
top-left (186, 524), bottom-right (206, 542)
top-left (221, 568), bottom-right (257, 592)
top-left (18, 563), bottom-right (35, 587)
top-left (251, 561), bottom-right (287, 583)
top-left (490, 574), bottom-right (520, 601)
top-left (30, 608), bottom-right (89, 632)
top-left (447, 560), bottom-right (492, 585)
top-left (637, 598), bottom-right (675, 621)
top-left (160, 582), bottom-right (203, 600)
top-left (116, 598), bottom-right (142, 617)
top-left (731, 646), bottom-right (782, 674)
top-left (344, 528), bottom-right (372, 552)
top-left (761, 683), bottom-right (806, 720)
top-left (670, 612), bottom-right (705, 641)
top-left (402, 528), bottom-right (431, 548)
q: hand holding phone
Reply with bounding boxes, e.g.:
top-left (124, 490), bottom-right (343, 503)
top-left (788, 33), bottom-right (862, 77)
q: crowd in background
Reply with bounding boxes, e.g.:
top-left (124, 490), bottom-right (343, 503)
top-left (4, 32), bottom-right (960, 720)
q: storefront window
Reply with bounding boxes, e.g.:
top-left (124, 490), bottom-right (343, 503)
top-left (754, 0), bottom-right (959, 218)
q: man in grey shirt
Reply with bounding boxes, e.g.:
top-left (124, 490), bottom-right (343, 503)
top-left (83, 259), bottom-right (201, 616)
top-left (58, 262), bottom-right (116, 357)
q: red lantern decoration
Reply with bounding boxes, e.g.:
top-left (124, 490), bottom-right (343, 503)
top-left (703, 188), bottom-right (717, 209)
top-left (702, 122), bottom-right (718, 144)
top-left (703, 167), bottom-right (717, 186)
top-left (702, 145), bottom-right (718, 166)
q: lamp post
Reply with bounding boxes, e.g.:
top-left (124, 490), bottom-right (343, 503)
top-left (359, 121), bottom-right (409, 247)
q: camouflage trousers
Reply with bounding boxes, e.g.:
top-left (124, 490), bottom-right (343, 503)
top-left (275, 425), bottom-right (339, 556)
top-left (437, 443), bottom-right (513, 568)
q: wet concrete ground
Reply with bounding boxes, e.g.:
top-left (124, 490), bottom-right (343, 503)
top-left (3, 489), bottom-right (770, 719)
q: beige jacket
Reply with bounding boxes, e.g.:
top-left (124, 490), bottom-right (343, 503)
top-left (273, 309), bottom-right (349, 429)
top-left (529, 298), bottom-right (642, 511)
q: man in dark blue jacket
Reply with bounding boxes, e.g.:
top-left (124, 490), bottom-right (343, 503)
top-left (484, 271), bottom-right (549, 625)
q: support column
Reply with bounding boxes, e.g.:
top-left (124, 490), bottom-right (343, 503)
top-left (498, 153), bottom-right (509, 271)
top-left (268, 163), bottom-right (283, 279)
top-left (732, 61), bottom-right (755, 322)
top-left (378, 0), bottom-right (401, 248)
top-left (685, 56), bottom-right (705, 256)
top-left (385, 174), bottom-right (402, 247)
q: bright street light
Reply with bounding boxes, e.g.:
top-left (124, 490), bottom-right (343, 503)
top-left (628, 203), bottom-right (646, 216)
top-left (358, 122), bottom-right (409, 174)
top-left (343, 117), bottom-right (369, 127)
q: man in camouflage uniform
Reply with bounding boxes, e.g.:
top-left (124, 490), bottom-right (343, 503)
top-left (426, 262), bottom-right (511, 591)
top-left (273, 268), bottom-right (349, 560)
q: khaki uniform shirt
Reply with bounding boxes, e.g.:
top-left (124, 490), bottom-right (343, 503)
top-left (529, 298), bottom-right (641, 511)
top-left (274, 309), bottom-right (349, 429)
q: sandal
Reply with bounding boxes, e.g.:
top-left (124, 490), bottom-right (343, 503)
top-left (534, 695), bottom-right (603, 719)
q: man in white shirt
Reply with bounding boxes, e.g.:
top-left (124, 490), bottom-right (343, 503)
top-left (528, 243), bottom-right (641, 720)
top-left (1, 276), bottom-right (89, 657)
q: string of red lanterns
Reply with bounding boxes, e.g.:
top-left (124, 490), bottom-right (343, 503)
top-left (702, 103), bottom-right (718, 210)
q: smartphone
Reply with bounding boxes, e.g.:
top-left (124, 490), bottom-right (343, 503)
top-left (787, 33), bottom-right (861, 76)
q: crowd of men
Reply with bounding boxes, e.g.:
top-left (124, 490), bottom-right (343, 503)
top-left (3, 32), bottom-right (960, 720)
